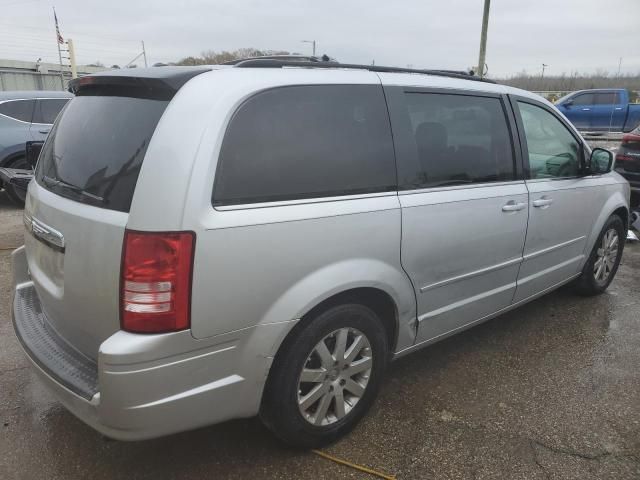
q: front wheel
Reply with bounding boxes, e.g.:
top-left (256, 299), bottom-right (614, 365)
top-left (260, 303), bottom-right (388, 448)
top-left (574, 215), bottom-right (625, 296)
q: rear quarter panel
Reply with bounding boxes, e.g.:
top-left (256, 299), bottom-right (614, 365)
top-left (189, 198), bottom-right (416, 353)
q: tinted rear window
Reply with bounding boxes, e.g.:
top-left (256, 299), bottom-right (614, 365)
top-left (213, 85), bottom-right (396, 206)
top-left (35, 96), bottom-right (168, 212)
top-left (0, 99), bottom-right (35, 122)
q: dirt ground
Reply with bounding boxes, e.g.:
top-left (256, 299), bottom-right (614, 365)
top-left (1, 190), bottom-right (639, 480)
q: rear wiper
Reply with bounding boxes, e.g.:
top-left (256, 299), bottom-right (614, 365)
top-left (42, 176), bottom-right (105, 204)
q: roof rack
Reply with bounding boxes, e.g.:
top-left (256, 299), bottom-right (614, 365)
top-left (223, 55), bottom-right (326, 65)
top-left (233, 58), bottom-right (495, 83)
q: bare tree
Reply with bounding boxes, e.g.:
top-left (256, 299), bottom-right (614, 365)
top-left (498, 70), bottom-right (640, 96)
top-left (176, 48), bottom-right (292, 66)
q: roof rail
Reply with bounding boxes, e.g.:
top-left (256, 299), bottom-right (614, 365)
top-left (223, 55), bottom-right (326, 65)
top-left (233, 59), bottom-right (495, 83)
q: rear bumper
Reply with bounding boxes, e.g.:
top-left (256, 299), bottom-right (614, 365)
top-left (0, 167), bottom-right (32, 191)
top-left (11, 246), bottom-right (294, 440)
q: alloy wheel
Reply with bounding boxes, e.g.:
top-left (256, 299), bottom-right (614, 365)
top-left (594, 228), bottom-right (619, 283)
top-left (297, 327), bottom-right (373, 426)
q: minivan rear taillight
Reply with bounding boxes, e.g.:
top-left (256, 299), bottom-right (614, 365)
top-left (120, 230), bottom-right (195, 333)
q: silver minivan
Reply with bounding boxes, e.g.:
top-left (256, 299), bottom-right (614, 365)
top-left (12, 61), bottom-right (630, 448)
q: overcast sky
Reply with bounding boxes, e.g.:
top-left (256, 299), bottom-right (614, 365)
top-left (1, 0), bottom-right (639, 77)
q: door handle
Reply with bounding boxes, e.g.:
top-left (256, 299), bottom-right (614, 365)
top-left (581, 108), bottom-right (591, 111)
top-left (533, 197), bottom-right (553, 208)
top-left (502, 201), bottom-right (526, 212)
top-left (614, 107), bottom-right (623, 111)
top-left (39, 129), bottom-right (50, 134)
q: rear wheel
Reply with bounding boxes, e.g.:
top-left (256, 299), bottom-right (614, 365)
top-left (260, 303), bottom-right (388, 448)
top-left (574, 215), bottom-right (625, 296)
top-left (4, 156), bottom-right (30, 206)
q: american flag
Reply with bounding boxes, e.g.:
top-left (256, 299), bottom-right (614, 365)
top-left (54, 8), bottom-right (64, 44)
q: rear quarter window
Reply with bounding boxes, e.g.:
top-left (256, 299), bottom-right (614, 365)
top-left (0, 99), bottom-right (35, 122)
top-left (213, 84), bottom-right (396, 206)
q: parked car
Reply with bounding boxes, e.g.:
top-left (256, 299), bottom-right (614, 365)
top-left (555, 88), bottom-right (640, 132)
top-left (12, 64), bottom-right (630, 448)
top-left (0, 90), bottom-right (72, 203)
top-left (615, 124), bottom-right (640, 205)
top-left (0, 141), bottom-right (43, 204)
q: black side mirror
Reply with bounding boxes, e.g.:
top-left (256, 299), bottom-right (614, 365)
top-left (563, 100), bottom-right (573, 107)
top-left (589, 148), bottom-right (614, 174)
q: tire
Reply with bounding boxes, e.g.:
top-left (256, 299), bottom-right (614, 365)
top-left (260, 303), bottom-right (388, 449)
top-left (4, 156), bottom-right (30, 206)
top-left (574, 215), bottom-right (625, 296)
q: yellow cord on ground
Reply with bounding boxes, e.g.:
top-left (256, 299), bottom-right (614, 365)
top-left (311, 449), bottom-right (396, 480)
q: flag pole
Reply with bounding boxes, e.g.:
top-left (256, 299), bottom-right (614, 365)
top-left (53, 7), bottom-right (64, 89)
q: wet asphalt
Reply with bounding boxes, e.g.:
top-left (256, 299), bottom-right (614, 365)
top-left (1, 191), bottom-right (639, 480)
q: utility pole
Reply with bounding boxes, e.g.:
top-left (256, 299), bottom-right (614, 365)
top-left (541, 63), bottom-right (548, 79)
top-left (56, 40), bottom-right (65, 88)
top-left (67, 38), bottom-right (77, 79)
top-left (301, 40), bottom-right (316, 57)
top-left (616, 57), bottom-right (622, 78)
top-left (53, 6), bottom-right (64, 89)
top-left (477, 0), bottom-right (490, 78)
top-left (142, 41), bottom-right (148, 67)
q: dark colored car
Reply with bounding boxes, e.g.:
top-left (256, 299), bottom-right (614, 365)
top-left (615, 125), bottom-right (640, 207)
top-left (0, 90), bottom-right (73, 203)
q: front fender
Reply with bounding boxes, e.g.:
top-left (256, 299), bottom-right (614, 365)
top-left (581, 185), bottom-right (628, 268)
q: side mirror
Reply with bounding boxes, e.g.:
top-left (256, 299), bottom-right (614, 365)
top-left (563, 100), bottom-right (573, 107)
top-left (589, 148), bottom-right (614, 174)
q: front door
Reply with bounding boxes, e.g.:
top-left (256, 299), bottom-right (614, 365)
top-left (563, 92), bottom-right (594, 130)
top-left (511, 98), bottom-right (601, 302)
top-left (383, 85), bottom-right (528, 344)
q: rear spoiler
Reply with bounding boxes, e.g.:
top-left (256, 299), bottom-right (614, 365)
top-left (68, 67), bottom-right (212, 99)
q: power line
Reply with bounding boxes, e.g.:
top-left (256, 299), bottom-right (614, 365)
top-left (0, 0), bottom-right (44, 7)
top-left (0, 32), bottom-right (142, 51)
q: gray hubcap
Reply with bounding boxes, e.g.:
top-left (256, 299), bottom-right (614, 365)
top-left (297, 327), bottom-right (372, 426)
top-left (594, 228), bottom-right (619, 283)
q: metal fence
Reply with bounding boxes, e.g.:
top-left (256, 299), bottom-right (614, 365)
top-left (0, 71), bottom-right (64, 91)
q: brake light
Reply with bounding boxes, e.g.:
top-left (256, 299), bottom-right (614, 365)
top-left (121, 230), bottom-right (195, 333)
top-left (616, 154), bottom-right (633, 163)
top-left (621, 134), bottom-right (640, 146)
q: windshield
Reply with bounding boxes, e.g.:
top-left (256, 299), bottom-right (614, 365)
top-left (35, 95), bottom-right (169, 212)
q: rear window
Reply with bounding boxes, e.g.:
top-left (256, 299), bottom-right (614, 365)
top-left (213, 85), bottom-right (396, 206)
top-left (35, 95), bottom-right (168, 212)
top-left (0, 99), bottom-right (35, 122)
